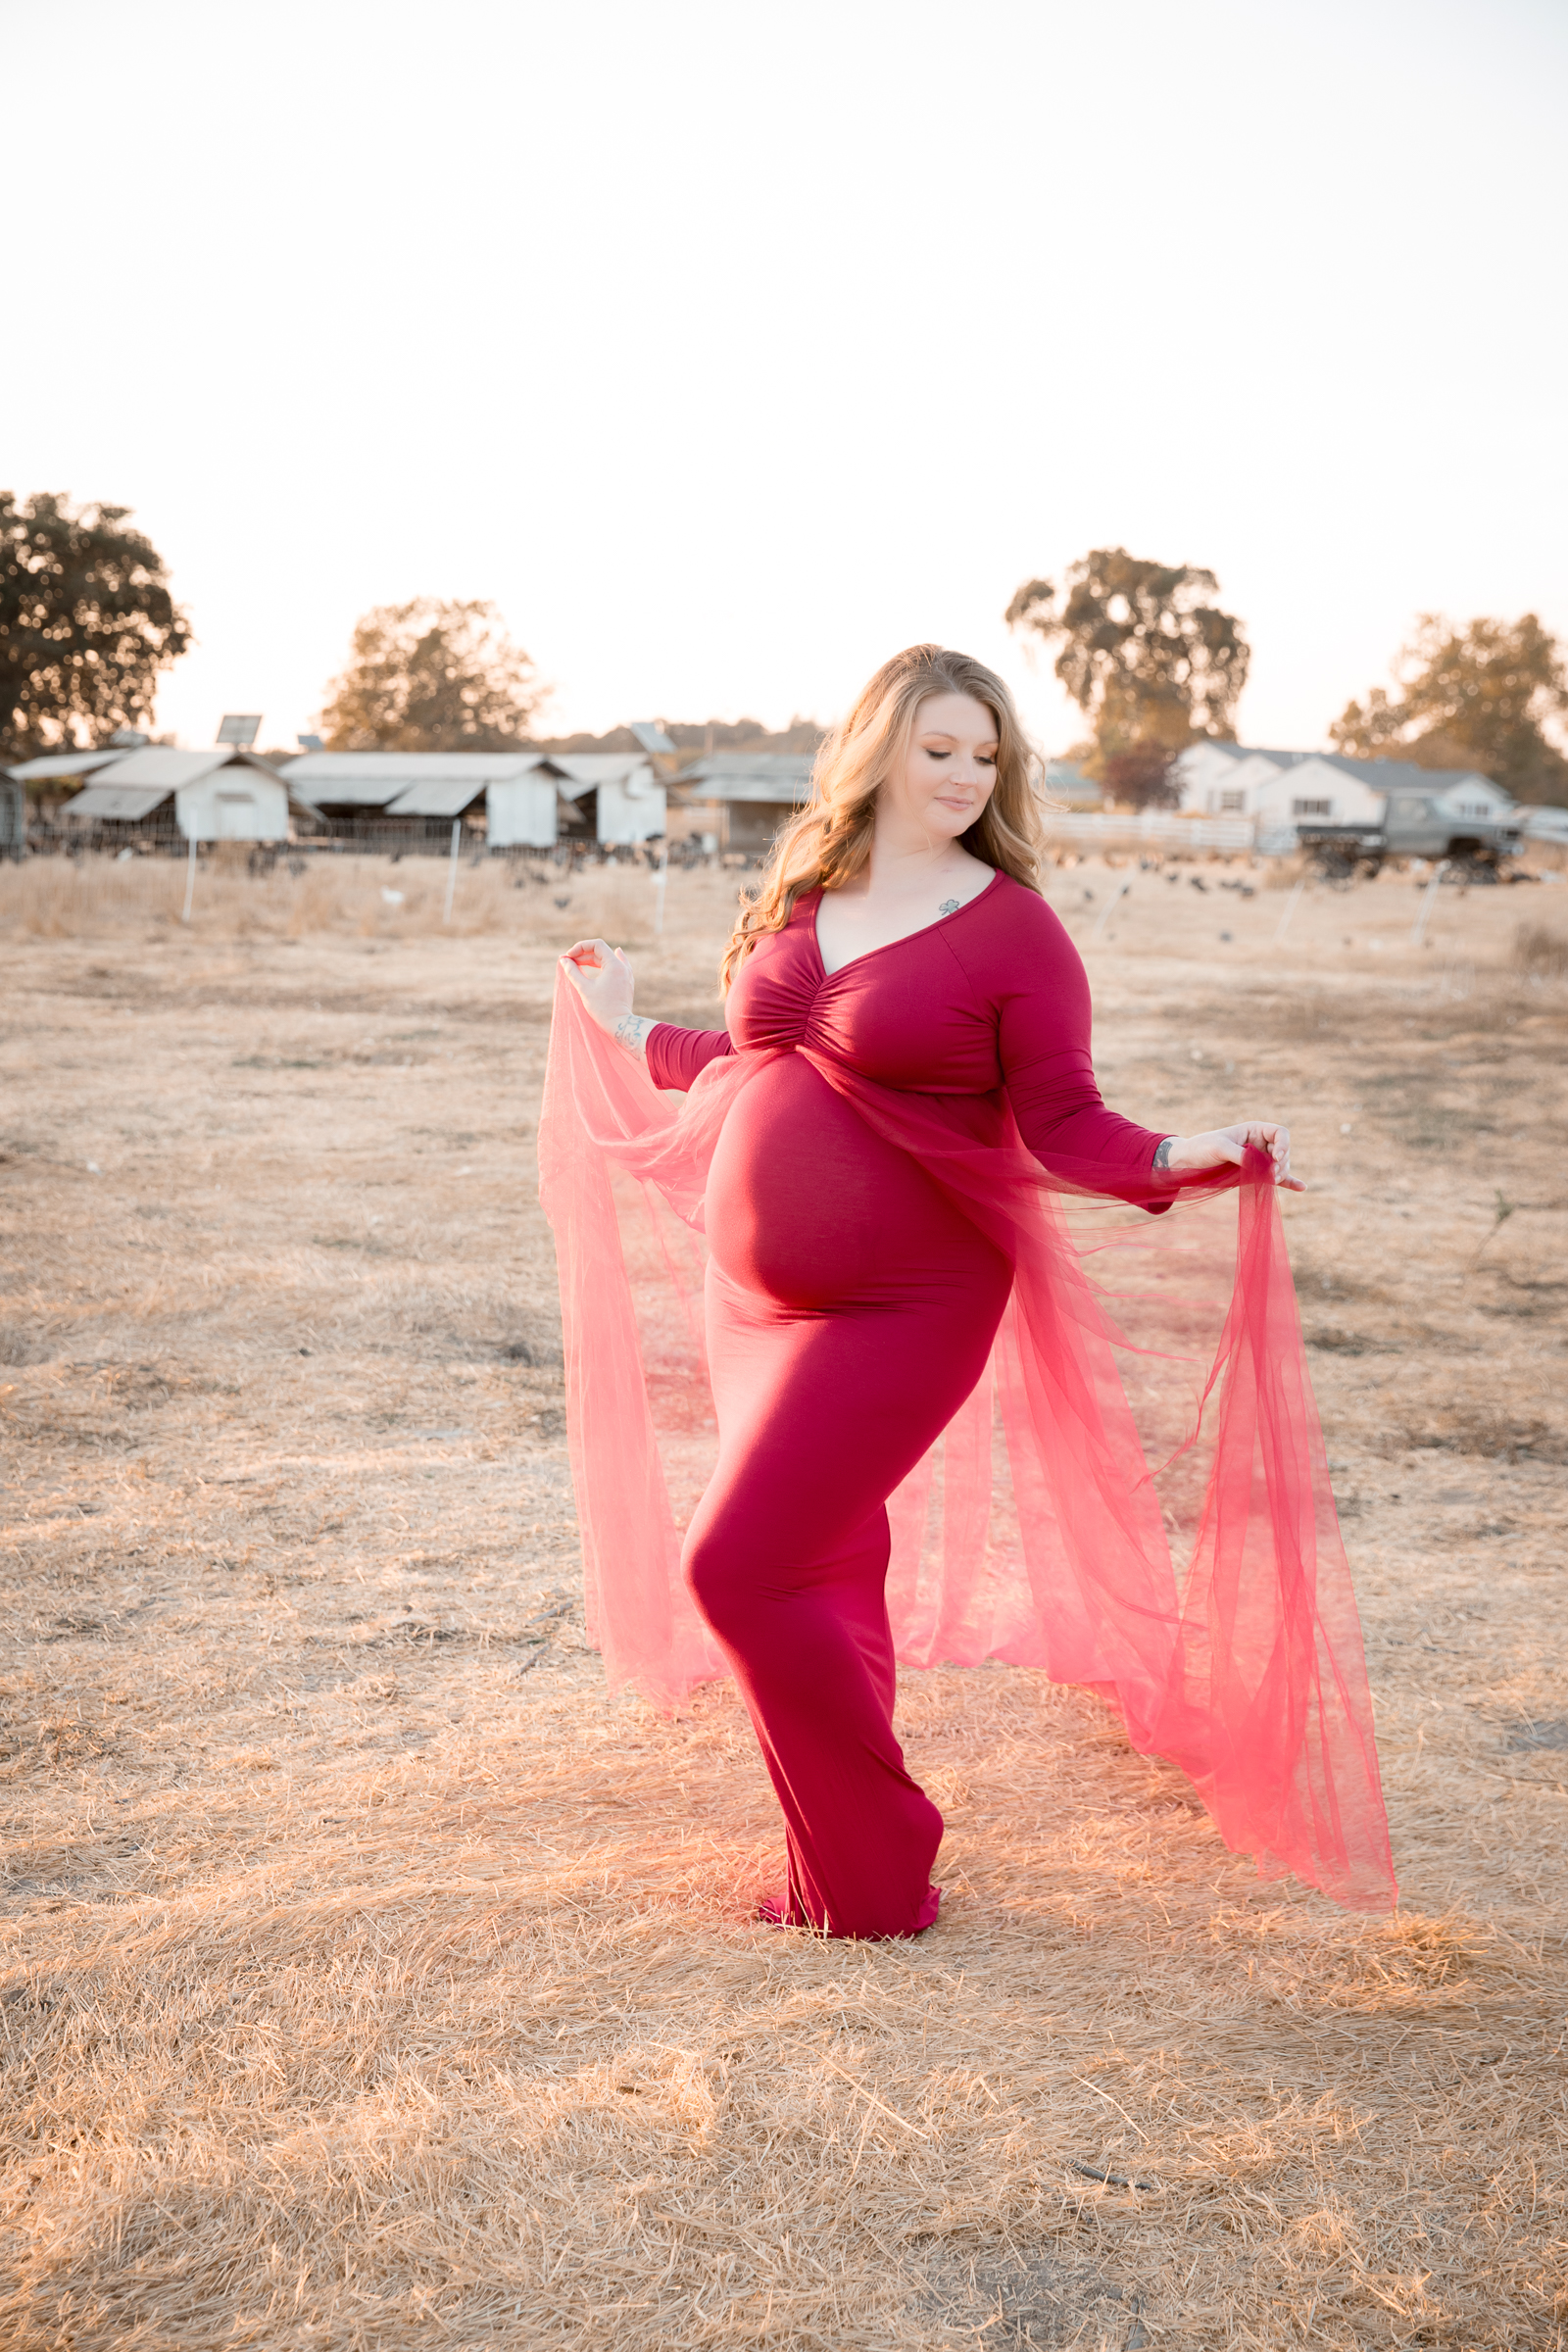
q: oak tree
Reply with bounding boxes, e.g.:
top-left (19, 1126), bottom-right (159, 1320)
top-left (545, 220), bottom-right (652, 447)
top-left (1005, 548), bottom-right (1250, 784)
top-left (320, 599), bottom-right (542, 752)
top-left (1331, 613), bottom-right (1568, 804)
top-left (0, 492), bottom-right (192, 760)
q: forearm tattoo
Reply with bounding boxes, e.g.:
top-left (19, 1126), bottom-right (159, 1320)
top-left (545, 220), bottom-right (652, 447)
top-left (1152, 1137), bottom-right (1175, 1173)
top-left (612, 1013), bottom-right (655, 1060)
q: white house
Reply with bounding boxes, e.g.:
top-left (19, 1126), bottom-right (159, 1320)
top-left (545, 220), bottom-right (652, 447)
top-left (1248, 755), bottom-right (1388, 834)
top-left (1257, 755), bottom-right (1507, 830)
top-left (57, 747), bottom-right (319, 841)
top-left (1173, 742), bottom-right (1316, 813)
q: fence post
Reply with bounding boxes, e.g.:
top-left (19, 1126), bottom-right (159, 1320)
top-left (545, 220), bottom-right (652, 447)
top-left (444, 819), bottom-right (461, 923)
top-left (1088, 876), bottom-right (1130, 941)
top-left (1411, 858), bottom-right (1447, 946)
top-left (181, 832), bottom-right (197, 923)
top-left (1272, 878), bottom-right (1305, 944)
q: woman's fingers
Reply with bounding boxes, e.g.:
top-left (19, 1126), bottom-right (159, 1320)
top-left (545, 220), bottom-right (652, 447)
top-left (564, 937), bottom-right (612, 967)
top-left (1233, 1120), bottom-right (1300, 1186)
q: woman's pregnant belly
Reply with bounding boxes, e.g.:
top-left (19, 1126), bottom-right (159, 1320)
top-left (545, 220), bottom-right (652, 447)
top-left (704, 1054), bottom-right (1009, 1311)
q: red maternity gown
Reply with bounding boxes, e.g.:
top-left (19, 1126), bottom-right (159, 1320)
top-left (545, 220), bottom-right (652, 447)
top-left (537, 871), bottom-right (1397, 1932)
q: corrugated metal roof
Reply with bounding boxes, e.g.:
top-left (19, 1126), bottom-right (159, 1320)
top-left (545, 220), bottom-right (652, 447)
top-left (284, 752), bottom-right (550, 782)
top-left (87, 747), bottom-right (235, 788)
top-left (676, 753), bottom-right (815, 804)
top-left (63, 785), bottom-right (173, 821)
top-left (629, 721), bottom-right (676, 756)
top-left (281, 751), bottom-right (551, 809)
top-left (383, 777), bottom-right (496, 818)
top-left (6, 748), bottom-right (130, 782)
top-left (679, 754), bottom-right (816, 782)
top-left (80, 747), bottom-right (286, 791)
top-left (549, 755), bottom-right (654, 786)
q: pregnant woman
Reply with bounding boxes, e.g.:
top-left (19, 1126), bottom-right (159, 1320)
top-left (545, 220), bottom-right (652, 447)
top-left (543, 645), bottom-right (1395, 1936)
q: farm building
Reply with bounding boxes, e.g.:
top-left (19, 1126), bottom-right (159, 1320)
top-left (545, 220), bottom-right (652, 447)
top-left (7, 745), bottom-right (149, 828)
top-left (279, 751), bottom-right (664, 849)
top-left (672, 754), bottom-right (816, 855)
top-left (54, 748), bottom-right (320, 846)
top-left (279, 751), bottom-right (448, 837)
top-left (549, 755), bottom-right (666, 847)
top-left (283, 752), bottom-right (562, 848)
top-left (0, 770), bottom-right (24, 856)
top-left (482, 764), bottom-right (564, 849)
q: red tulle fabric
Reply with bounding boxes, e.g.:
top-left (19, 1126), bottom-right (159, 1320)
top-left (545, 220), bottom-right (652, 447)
top-left (538, 968), bottom-right (1396, 1913)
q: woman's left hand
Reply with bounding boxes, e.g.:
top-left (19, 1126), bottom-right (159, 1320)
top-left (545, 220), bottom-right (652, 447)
top-left (1166, 1121), bottom-right (1303, 1190)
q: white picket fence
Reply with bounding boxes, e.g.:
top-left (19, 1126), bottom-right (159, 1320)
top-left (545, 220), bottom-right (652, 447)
top-left (1041, 810), bottom-right (1257, 853)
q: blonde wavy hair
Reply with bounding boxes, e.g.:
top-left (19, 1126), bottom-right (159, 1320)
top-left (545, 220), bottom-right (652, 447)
top-left (719, 644), bottom-right (1046, 991)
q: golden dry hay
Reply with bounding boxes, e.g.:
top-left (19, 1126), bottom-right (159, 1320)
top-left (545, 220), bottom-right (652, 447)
top-left (1, 848), bottom-right (1565, 2349)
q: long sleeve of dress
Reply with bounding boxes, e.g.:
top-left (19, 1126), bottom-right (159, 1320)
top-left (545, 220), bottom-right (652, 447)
top-left (989, 904), bottom-right (1172, 1204)
top-left (646, 1022), bottom-right (735, 1093)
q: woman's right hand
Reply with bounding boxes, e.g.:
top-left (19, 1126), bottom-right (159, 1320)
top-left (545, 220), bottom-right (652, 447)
top-left (562, 938), bottom-right (634, 1033)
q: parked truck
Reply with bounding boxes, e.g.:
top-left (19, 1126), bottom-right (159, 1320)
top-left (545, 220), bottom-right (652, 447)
top-left (1297, 793), bottom-right (1523, 882)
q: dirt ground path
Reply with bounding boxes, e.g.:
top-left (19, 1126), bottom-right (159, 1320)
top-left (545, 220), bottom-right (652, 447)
top-left (2, 854), bottom-right (1565, 2349)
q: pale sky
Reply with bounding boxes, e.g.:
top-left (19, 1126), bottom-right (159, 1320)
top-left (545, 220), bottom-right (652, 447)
top-left (8, 0), bottom-right (1565, 756)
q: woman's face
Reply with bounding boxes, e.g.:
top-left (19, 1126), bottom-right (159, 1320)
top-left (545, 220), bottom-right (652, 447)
top-left (885, 691), bottom-right (1000, 843)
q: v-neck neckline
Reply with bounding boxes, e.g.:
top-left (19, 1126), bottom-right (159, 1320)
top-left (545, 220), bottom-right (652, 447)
top-left (810, 867), bottom-right (1001, 981)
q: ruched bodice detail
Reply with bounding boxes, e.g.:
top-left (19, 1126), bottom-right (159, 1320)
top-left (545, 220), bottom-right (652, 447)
top-left (647, 872), bottom-right (1168, 1202)
top-left (726, 884), bottom-right (1010, 1092)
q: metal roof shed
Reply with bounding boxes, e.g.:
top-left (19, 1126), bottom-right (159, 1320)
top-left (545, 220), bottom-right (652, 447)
top-left (60, 748), bottom-right (319, 841)
top-left (550, 755), bottom-right (665, 845)
top-left (673, 753), bottom-right (814, 854)
top-left (278, 752), bottom-right (429, 814)
top-left (7, 748), bottom-right (130, 786)
top-left (280, 750), bottom-right (564, 845)
top-left (378, 755), bottom-right (556, 830)
top-left (485, 761), bottom-right (564, 850)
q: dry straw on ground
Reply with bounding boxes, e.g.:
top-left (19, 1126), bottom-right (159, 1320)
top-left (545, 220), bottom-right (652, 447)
top-left (1, 850), bottom-right (1565, 2349)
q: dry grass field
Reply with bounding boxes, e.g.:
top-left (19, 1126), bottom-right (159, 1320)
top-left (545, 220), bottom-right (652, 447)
top-left (2, 846), bottom-right (1565, 2350)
